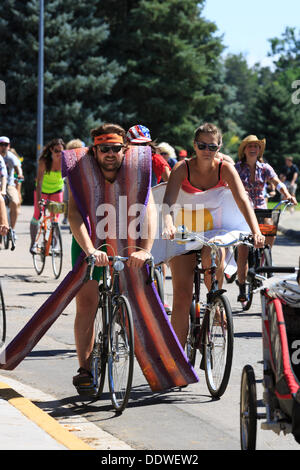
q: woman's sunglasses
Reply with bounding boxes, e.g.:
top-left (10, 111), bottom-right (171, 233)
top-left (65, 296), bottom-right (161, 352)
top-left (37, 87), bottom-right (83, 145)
top-left (196, 142), bottom-right (219, 152)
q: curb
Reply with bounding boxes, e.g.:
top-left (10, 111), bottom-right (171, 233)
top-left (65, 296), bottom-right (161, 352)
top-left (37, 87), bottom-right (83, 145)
top-left (0, 381), bottom-right (94, 451)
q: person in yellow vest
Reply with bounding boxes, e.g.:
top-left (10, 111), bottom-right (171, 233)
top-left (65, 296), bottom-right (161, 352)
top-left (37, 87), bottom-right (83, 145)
top-left (29, 138), bottom-right (65, 254)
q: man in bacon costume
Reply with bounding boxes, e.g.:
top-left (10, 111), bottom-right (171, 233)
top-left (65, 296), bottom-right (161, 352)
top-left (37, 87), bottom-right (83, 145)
top-left (0, 123), bottom-right (198, 394)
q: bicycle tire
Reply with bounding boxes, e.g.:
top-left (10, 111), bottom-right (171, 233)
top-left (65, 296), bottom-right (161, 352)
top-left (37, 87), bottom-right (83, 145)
top-left (260, 246), bottom-right (272, 277)
top-left (0, 283), bottom-right (6, 346)
top-left (240, 364), bottom-right (257, 450)
top-left (241, 281), bottom-right (254, 311)
top-left (33, 228), bottom-right (46, 275)
top-left (3, 233), bottom-right (9, 250)
top-left (51, 224), bottom-right (63, 279)
top-left (185, 300), bottom-right (201, 367)
top-left (91, 305), bottom-right (107, 398)
top-left (108, 295), bottom-right (134, 413)
top-left (204, 294), bottom-right (234, 398)
top-left (154, 267), bottom-right (164, 304)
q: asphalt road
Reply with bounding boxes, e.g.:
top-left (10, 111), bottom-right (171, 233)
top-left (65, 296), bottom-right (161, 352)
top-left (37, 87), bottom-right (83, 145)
top-left (0, 205), bottom-right (300, 450)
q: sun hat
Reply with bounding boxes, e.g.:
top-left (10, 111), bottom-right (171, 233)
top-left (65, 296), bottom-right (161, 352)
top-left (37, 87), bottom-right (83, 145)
top-left (0, 136), bottom-right (10, 144)
top-left (126, 125), bottom-right (152, 143)
top-left (238, 135), bottom-right (266, 160)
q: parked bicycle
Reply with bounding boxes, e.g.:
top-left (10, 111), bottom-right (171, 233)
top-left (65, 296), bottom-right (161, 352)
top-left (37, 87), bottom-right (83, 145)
top-left (174, 226), bottom-right (235, 398)
top-left (240, 262), bottom-right (300, 450)
top-left (81, 251), bottom-right (154, 412)
top-left (32, 199), bottom-right (64, 279)
top-left (237, 200), bottom-right (293, 311)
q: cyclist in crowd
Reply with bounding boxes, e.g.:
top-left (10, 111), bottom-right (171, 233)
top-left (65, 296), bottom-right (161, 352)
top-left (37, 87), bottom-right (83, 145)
top-left (0, 194), bottom-right (9, 236)
top-left (127, 126), bottom-right (172, 312)
top-left (126, 125), bottom-right (171, 186)
top-left (235, 135), bottom-right (297, 303)
top-left (158, 142), bottom-right (178, 168)
top-left (0, 136), bottom-right (23, 238)
top-left (67, 123), bottom-right (156, 389)
top-left (280, 156), bottom-right (299, 213)
top-left (162, 123), bottom-right (265, 347)
top-left (0, 152), bottom-right (7, 198)
top-left (29, 138), bottom-right (65, 254)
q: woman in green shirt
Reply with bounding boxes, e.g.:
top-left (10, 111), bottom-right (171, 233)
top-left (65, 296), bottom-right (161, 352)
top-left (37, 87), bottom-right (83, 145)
top-left (30, 138), bottom-right (65, 253)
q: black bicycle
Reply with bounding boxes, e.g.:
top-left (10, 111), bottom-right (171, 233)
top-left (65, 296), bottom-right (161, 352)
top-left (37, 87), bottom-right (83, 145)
top-left (175, 229), bottom-right (235, 398)
top-left (82, 253), bottom-right (154, 412)
top-left (238, 200), bottom-right (292, 311)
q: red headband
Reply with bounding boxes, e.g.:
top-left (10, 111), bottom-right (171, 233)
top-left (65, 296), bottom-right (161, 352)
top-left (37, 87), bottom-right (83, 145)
top-left (94, 133), bottom-right (124, 145)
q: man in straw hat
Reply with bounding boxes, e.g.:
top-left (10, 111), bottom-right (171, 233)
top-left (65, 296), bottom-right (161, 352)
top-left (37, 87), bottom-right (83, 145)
top-left (235, 134), bottom-right (297, 304)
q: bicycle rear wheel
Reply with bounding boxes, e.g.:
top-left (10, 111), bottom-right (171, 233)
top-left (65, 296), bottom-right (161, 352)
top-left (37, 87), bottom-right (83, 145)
top-left (51, 223), bottom-right (63, 279)
top-left (204, 294), bottom-right (234, 398)
top-left (0, 283), bottom-right (6, 346)
top-left (33, 229), bottom-right (46, 275)
top-left (260, 246), bottom-right (272, 276)
top-left (91, 306), bottom-right (107, 398)
top-left (108, 295), bottom-right (134, 413)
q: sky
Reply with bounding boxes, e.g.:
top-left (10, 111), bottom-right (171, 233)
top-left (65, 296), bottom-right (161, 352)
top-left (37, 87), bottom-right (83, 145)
top-left (202, 0), bottom-right (300, 67)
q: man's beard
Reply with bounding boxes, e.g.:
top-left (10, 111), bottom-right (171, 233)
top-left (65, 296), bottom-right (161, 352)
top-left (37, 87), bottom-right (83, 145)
top-left (98, 157), bottom-right (123, 172)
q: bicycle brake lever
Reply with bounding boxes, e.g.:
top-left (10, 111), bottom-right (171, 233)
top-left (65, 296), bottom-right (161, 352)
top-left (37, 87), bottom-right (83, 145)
top-left (84, 255), bottom-right (96, 282)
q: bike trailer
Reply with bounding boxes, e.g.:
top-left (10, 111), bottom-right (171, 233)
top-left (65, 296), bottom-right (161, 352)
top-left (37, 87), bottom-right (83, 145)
top-left (264, 283), bottom-right (300, 443)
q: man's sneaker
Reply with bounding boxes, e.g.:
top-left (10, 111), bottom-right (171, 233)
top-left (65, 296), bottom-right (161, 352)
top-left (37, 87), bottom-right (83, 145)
top-left (30, 243), bottom-right (38, 255)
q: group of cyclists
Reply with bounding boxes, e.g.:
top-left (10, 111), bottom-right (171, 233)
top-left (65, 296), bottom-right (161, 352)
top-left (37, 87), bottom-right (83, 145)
top-left (0, 123), bottom-right (297, 392)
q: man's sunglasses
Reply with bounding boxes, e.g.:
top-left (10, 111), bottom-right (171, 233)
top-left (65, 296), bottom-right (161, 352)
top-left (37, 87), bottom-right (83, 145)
top-left (97, 144), bottom-right (123, 153)
top-left (196, 142), bottom-right (219, 152)
top-left (0, 143), bottom-right (9, 147)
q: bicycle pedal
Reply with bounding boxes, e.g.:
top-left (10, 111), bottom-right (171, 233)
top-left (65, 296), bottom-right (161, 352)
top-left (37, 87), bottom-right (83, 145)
top-left (75, 385), bottom-right (96, 396)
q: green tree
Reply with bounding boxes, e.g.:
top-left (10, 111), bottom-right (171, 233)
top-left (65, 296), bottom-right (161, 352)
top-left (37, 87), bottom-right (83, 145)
top-left (247, 80), bottom-right (300, 171)
top-left (98, 0), bottom-right (225, 149)
top-left (0, 0), bottom-right (122, 201)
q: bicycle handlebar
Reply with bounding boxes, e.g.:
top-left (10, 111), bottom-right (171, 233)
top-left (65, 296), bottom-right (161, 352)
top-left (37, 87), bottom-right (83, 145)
top-left (173, 225), bottom-right (241, 249)
top-left (84, 253), bottom-right (155, 283)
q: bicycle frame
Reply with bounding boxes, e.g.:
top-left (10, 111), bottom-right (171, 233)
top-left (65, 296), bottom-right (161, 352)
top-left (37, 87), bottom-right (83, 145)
top-left (36, 204), bottom-right (59, 257)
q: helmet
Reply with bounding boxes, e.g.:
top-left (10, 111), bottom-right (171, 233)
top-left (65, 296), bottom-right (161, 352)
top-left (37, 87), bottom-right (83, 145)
top-left (126, 125), bottom-right (152, 144)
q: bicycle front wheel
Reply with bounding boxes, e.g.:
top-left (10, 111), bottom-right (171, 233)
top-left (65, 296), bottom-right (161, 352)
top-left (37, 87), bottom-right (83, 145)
top-left (33, 230), bottom-right (46, 275)
top-left (91, 306), bottom-right (107, 398)
top-left (108, 295), bottom-right (134, 412)
top-left (0, 283), bottom-right (6, 346)
top-left (204, 294), bottom-right (234, 398)
top-left (51, 224), bottom-right (63, 279)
